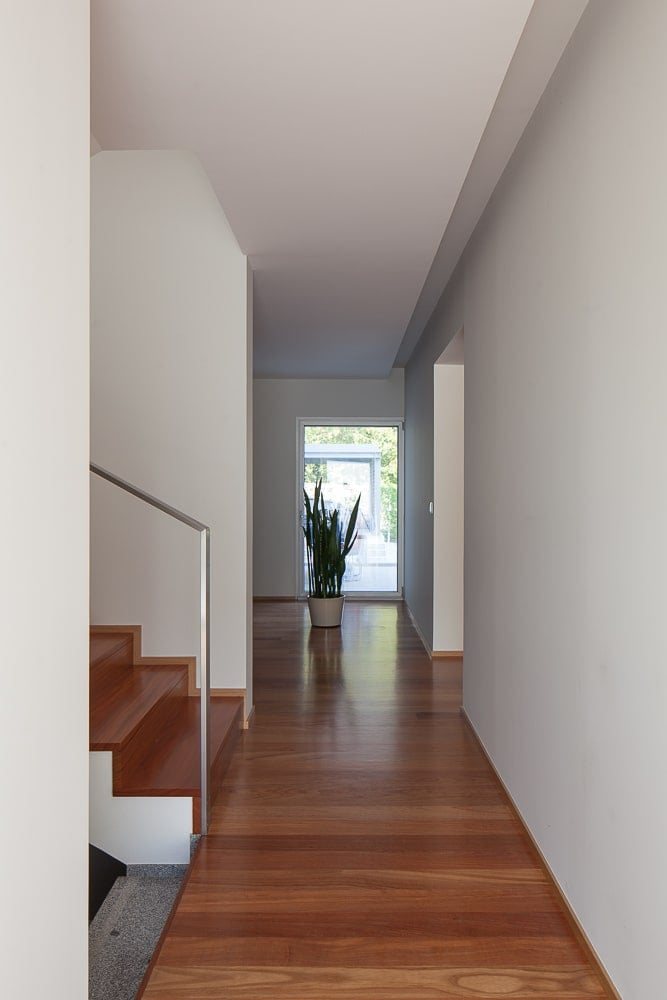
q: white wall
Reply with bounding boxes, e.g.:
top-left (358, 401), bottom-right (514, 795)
top-left (406, 0), bottom-right (667, 994)
top-left (254, 372), bottom-right (404, 596)
top-left (90, 753), bottom-right (192, 864)
top-left (433, 362), bottom-right (464, 653)
top-left (245, 264), bottom-right (254, 699)
top-left (91, 150), bottom-right (251, 699)
top-left (0, 4), bottom-right (89, 998)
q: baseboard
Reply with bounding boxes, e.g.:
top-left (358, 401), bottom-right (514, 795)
top-left (253, 596), bottom-right (298, 602)
top-left (461, 709), bottom-right (621, 1000)
top-left (404, 602), bottom-right (433, 658)
top-left (211, 687), bottom-right (248, 725)
top-left (396, 609), bottom-right (462, 662)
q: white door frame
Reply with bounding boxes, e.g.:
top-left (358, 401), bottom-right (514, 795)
top-left (296, 418), bottom-right (404, 599)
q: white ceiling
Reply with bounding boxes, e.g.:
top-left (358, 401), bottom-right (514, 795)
top-left (91, 0), bottom-right (587, 378)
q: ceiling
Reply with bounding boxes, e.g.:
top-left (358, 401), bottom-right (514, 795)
top-left (91, 0), bottom-right (588, 378)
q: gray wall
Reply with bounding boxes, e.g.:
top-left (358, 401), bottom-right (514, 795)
top-left (254, 372), bottom-right (404, 596)
top-left (404, 269), bottom-right (463, 646)
top-left (404, 1), bottom-right (667, 994)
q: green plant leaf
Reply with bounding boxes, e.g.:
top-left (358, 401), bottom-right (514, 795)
top-left (302, 479), bottom-right (362, 598)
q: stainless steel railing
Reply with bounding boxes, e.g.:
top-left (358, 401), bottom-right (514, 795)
top-left (90, 463), bottom-right (211, 832)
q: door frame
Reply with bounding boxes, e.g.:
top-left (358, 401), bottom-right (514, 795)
top-left (296, 418), bottom-right (404, 599)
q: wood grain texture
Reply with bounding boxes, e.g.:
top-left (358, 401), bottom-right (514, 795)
top-left (91, 622), bottom-right (199, 695)
top-left (461, 710), bottom-right (621, 1000)
top-left (90, 628), bottom-right (243, 818)
top-left (139, 602), bottom-right (612, 999)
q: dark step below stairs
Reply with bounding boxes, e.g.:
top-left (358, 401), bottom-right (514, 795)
top-left (90, 628), bottom-right (243, 831)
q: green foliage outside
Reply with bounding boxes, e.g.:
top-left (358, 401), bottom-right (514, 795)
top-left (304, 425), bottom-right (398, 542)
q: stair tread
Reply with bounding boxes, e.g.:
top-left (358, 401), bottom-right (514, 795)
top-left (90, 633), bottom-right (133, 669)
top-left (117, 697), bottom-right (243, 796)
top-left (90, 664), bottom-right (188, 749)
top-left (89, 626), bottom-right (244, 821)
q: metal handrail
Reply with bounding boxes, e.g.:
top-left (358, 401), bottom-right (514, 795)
top-left (90, 462), bottom-right (211, 833)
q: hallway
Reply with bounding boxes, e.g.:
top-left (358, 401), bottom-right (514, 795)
top-left (140, 602), bottom-right (608, 998)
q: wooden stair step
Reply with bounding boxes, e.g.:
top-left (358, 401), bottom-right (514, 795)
top-left (90, 630), bottom-right (136, 709)
top-left (89, 625), bottom-right (245, 834)
top-left (90, 662), bottom-right (189, 750)
top-left (117, 696), bottom-right (244, 797)
top-left (90, 632), bottom-right (134, 670)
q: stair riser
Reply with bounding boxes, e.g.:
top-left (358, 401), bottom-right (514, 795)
top-left (89, 635), bottom-right (135, 710)
top-left (211, 703), bottom-right (243, 796)
top-left (193, 702), bottom-right (243, 833)
top-left (90, 633), bottom-right (134, 670)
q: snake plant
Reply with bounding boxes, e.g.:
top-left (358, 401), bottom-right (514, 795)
top-left (303, 479), bottom-right (361, 598)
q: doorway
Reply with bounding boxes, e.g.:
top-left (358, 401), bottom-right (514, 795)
top-left (298, 421), bottom-right (403, 598)
top-left (433, 330), bottom-right (464, 654)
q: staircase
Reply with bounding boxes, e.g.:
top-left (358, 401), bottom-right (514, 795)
top-left (90, 626), bottom-right (243, 843)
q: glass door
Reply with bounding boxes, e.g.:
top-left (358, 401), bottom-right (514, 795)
top-left (299, 421), bottom-right (403, 597)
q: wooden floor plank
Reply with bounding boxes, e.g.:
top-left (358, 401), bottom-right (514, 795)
top-left (140, 601), bottom-right (610, 999)
top-left (142, 964), bottom-right (605, 999)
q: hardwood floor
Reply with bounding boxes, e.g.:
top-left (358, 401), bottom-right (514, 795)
top-left (140, 601), bottom-right (610, 999)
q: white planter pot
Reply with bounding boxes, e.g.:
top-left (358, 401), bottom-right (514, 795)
top-left (308, 596), bottom-right (345, 628)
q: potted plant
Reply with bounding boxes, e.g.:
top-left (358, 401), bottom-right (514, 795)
top-left (303, 479), bottom-right (361, 627)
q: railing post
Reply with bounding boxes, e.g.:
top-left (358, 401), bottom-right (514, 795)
top-left (199, 526), bottom-right (211, 833)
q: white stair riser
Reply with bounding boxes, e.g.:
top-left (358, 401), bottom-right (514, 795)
top-left (89, 752), bottom-right (192, 865)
